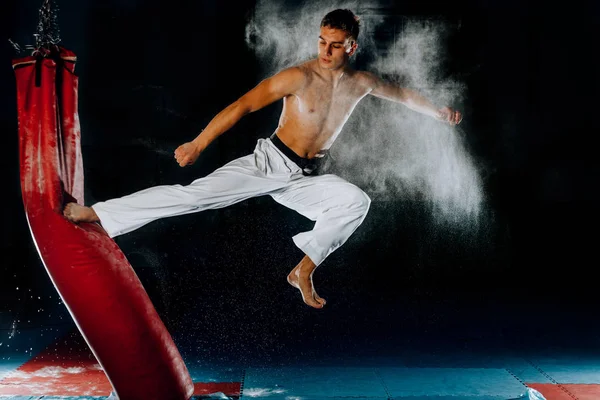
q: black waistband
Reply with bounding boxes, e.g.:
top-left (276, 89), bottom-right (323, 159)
top-left (269, 133), bottom-right (328, 176)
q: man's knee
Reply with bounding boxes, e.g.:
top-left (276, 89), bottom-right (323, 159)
top-left (346, 187), bottom-right (371, 215)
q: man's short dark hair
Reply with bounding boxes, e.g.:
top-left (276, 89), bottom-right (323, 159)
top-left (321, 9), bottom-right (360, 41)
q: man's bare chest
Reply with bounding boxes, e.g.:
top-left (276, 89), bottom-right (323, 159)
top-left (295, 80), bottom-right (363, 116)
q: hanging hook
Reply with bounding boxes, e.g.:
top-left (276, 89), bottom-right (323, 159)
top-left (8, 38), bottom-right (22, 54)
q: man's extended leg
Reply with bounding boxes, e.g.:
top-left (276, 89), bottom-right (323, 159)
top-left (64, 202), bottom-right (99, 222)
top-left (63, 139), bottom-right (294, 237)
top-left (271, 174), bottom-right (371, 308)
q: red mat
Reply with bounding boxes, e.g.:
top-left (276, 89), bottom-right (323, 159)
top-left (0, 332), bottom-right (240, 397)
top-left (527, 383), bottom-right (600, 400)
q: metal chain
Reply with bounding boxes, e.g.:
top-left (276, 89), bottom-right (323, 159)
top-left (33, 0), bottom-right (61, 51)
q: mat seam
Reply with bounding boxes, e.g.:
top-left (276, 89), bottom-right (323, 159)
top-left (523, 358), bottom-right (578, 400)
top-left (373, 366), bottom-right (392, 400)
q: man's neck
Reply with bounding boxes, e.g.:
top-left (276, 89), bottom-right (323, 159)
top-left (316, 62), bottom-right (349, 86)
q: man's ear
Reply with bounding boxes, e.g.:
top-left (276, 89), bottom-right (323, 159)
top-left (347, 41), bottom-right (358, 56)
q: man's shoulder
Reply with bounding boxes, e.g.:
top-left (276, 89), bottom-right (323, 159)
top-left (277, 62), bottom-right (313, 79)
top-left (265, 63), bottom-right (311, 93)
top-left (292, 59), bottom-right (318, 75)
top-left (347, 69), bottom-right (380, 88)
top-left (351, 69), bottom-right (378, 81)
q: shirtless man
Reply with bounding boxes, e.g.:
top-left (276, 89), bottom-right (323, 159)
top-left (64, 9), bottom-right (462, 309)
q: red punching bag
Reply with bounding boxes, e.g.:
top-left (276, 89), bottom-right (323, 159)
top-left (13, 46), bottom-right (194, 400)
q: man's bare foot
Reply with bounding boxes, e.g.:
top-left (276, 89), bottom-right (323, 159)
top-left (287, 256), bottom-right (326, 309)
top-left (63, 203), bottom-right (100, 223)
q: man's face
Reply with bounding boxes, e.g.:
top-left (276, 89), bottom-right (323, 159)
top-left (317, 26), bottom-right (357, 70)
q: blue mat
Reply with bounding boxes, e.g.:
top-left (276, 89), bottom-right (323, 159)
top-left (526, 356), bottom-right (600, 384)
top-left (378, 367), bottom-right (527, 399)
top-left (241, 366), bottom-right (536, 399)
top-left (243, 366), bottom-right (387, 398)
top-left (186, 363), bottom-right (244, 383)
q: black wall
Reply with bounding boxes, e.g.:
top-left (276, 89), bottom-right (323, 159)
top-left (1, 0), bottom-right (598, 356)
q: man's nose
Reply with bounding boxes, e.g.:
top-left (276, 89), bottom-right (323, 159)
top-left (326, 45), bottom-right (332, 55)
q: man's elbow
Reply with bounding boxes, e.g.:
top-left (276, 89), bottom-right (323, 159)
top-left (230, 99), bottom-right (252, 117)
top-left (396, 87), bottom-right (412, 105)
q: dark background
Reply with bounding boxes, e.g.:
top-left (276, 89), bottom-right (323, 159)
top-left (1, 0), bottom-right (599, 365)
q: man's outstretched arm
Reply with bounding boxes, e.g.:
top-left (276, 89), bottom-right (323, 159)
top-left (367, 73), bottom-right (462, 126)
top-left (174, 67), bottom-right (305, 167)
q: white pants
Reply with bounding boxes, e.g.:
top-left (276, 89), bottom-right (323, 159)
top-left (92, 138), bottom-right (371, 266)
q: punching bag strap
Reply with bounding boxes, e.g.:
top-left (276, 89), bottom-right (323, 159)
top-left (35, 56), bottom-right (43, 87)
